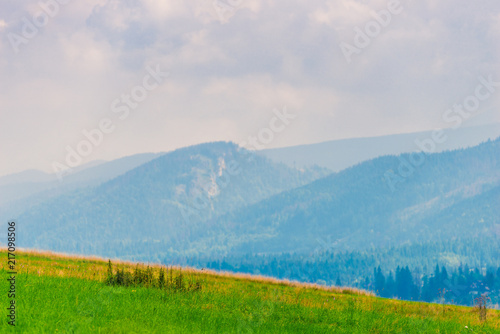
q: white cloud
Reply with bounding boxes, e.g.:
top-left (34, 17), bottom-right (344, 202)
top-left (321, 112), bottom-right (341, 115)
top-left (142, 0), bottom-right (191, 21)
top-left (0, 0), bottom-right (499, 176)
top-left (310, 0), bottom-right (374, 27)
top-left (59, 30), bottom-right (116, 74)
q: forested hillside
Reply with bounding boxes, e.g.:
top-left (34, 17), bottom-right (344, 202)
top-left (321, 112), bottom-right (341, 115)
top-left (189, 238), bottom-right (500, 307)
top-left (16, 142), bottom-right (327, 260)
top-left (0, 153), bottom-right (162, 218)
top-left (198, 138), bottom-right (499, 255)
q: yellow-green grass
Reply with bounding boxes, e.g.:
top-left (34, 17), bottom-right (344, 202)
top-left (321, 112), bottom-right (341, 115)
top-left (1, 249), bottom-right (499, 333)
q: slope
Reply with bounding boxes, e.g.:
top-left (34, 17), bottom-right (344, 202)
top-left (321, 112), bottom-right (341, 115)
top-left (16, 142), bottom-right (328, 261)
top-left (0, 153), bottom-right (162, 214)
top-left (199, 138), bottom-right (499, 255)
top-left (1, 249), bottom-right (498, 333)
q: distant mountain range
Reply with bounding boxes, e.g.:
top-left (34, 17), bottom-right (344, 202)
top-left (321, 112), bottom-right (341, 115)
top-left (0, 153), bottom-right (162, 216)
top-left (4, 122), bottom-right (497, 210)
top-left (205, 138), bottom-right (499, 256)
top-left (2, 127), bottom-right (499, 271)
top-left (15, 142), bottom-right (327, 259)
top-left (259, 123), bottom-right (500, 171)
top-left (5, 137), bottom-right (497, 263)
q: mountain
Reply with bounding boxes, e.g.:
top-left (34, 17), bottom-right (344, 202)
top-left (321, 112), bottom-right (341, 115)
top-left (0, 153), bottom-right (162, 216)
top-left (0, 169), bottom-right (53, 186)
top-left (259, 123), bottom-right (500, 171)
top-left (11, 138), bottom-right (500, 265)
top-left (16, 142), bottom-right (328, 261)
top-left (0, 159), bottom-right (107, 186)
top-left (194, 137), bottom-right (499, 255)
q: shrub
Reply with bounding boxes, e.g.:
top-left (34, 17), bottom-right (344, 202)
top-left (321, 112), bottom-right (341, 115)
top-left (105, 261), bottom-right (202, 292)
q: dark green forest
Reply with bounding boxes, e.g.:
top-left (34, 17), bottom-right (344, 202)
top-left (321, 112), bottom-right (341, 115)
top-left (367, 264), bottom-right (499, 307)
top-left (188, 238), bottom-right (500, 307)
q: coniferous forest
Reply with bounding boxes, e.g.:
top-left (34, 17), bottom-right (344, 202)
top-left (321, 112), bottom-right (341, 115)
top-left (195, 259), bottom-right (500, 307)
top-left (188, 238), bottom-right (500, 308)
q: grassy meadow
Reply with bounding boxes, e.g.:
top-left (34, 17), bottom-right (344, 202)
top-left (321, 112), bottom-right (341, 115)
top-left (1, 249), bottom-right (499, 333)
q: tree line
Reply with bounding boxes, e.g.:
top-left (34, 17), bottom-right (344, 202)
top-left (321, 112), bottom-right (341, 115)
top-left (366, 264), bottom-right (500, 307)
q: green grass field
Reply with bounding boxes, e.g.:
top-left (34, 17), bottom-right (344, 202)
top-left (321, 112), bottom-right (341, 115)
top-left (1, 250), bottom-right (499, 333)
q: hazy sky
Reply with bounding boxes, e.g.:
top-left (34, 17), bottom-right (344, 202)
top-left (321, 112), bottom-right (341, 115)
top-left (0, 0), bottom-right (499, 176)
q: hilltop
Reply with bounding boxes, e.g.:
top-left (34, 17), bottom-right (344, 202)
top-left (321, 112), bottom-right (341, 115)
top-left (195, 137), bottom-right (500, 254)
top-left (14, 142), bottom-right (328, 261)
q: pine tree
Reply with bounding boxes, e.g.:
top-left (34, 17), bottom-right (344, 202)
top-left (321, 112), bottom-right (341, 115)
top-left (441, 266), bottom-right (448, 284)
top-left (374, 266), bottom-right (385, 295)
top-left (383, 271), bottom-right (396, 298)
top-left (335, 276), bottom-right (342, 287)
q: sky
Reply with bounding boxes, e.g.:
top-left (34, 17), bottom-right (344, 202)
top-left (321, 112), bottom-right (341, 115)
top-left (0, 0), bottom-right (499, 177)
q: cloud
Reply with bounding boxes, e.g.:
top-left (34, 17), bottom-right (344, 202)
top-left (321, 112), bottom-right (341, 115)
top-left (0, 0), bottom-right (499, 176)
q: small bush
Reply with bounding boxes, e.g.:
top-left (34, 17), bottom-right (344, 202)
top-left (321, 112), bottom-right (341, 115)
top-left (105, 261), bottom-right (202, 292)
